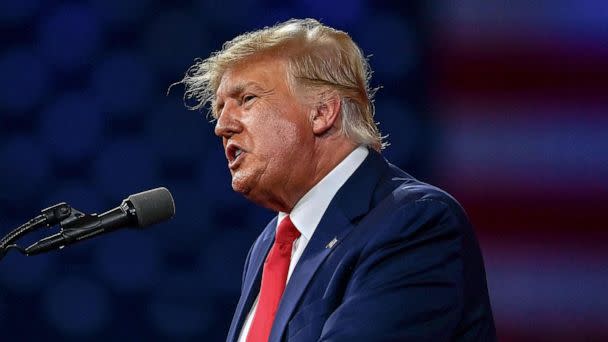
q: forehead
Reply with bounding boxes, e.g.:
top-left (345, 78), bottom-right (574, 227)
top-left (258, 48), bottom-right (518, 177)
top-left (216, 56), bottom-right (289, 98)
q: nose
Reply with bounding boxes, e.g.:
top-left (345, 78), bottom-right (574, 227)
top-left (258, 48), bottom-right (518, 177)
top-left (214, 101), bottom-right (242, 138)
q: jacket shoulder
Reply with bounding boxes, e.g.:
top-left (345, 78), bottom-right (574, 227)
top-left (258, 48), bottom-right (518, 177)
top-left (378, 163), bottom-right (468, 221)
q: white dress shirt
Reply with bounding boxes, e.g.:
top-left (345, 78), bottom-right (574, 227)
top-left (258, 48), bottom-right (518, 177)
top-left (237, 146), bottom-right (369, 341)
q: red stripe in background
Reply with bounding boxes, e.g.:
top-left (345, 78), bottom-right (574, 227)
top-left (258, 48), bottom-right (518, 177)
top-left (430, 37), bottom-right (608, 108)
top-left (437, 172), bottom-right (608, 241)
top-left (443, 183), bottom-right (608, 239)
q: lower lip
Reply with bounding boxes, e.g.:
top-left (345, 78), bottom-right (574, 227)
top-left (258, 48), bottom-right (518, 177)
top-left (229, 152), bottom-right (245, 170)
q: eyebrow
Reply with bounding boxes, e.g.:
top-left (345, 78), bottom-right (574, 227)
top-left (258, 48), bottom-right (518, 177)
top-left (220, 81), bottom-right (265, 99)
top-left (214, 81), bottom-right (267, 116)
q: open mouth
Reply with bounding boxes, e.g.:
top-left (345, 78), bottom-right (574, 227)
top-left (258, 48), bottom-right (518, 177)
top-left (227, 144), bottom-right (246, 169)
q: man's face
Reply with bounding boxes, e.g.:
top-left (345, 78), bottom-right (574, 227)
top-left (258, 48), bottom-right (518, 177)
top-left (214, 56), bottom-right (316, 210)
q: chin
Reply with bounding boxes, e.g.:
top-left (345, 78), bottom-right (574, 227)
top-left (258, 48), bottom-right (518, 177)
top-left (231, 178), bottom-right (250, 194)
top-left (231, 170), bottom-right (258, 195)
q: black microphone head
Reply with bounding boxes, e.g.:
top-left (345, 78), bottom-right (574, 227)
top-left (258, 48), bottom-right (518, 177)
top-left (127, 187), bottom-right (175, 228)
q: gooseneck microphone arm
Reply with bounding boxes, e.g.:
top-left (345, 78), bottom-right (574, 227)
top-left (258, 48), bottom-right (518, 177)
top-left (0, 187), bottom-right (175, 262)
top-left (0, 202), bottom-right (74, 261)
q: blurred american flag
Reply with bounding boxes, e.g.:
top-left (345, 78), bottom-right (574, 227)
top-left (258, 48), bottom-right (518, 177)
top-left (429, 2), bottom-right (608, 341)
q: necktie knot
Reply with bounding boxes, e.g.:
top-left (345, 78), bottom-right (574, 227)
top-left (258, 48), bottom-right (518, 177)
top-left (275, 216), bottom-right (300, 245)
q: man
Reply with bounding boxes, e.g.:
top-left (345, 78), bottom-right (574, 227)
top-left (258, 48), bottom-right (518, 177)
top-left (178, 19), bottom-right (495, 341)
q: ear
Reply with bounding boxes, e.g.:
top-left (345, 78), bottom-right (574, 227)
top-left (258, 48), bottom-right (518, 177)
top-left (311, 93), bottom-right (341, 135)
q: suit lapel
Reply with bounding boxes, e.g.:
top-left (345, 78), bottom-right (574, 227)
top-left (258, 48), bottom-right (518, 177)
top-left (269, 150), bottom-right (390, 341)
top-left (227, 217), bottom-right (277, 342)
top-left (269, 204), bottom-right (353, 341)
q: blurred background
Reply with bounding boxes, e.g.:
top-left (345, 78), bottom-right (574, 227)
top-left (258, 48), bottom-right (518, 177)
top-left (0, 0), bottom-right (606, 341)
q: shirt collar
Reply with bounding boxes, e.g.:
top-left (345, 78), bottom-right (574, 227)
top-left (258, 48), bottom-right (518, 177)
top-left (278, 146), bottom-right (369, 240)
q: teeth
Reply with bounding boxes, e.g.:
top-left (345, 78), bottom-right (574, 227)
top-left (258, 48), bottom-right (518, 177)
top-left (234, 149), bottom-right (242, 158)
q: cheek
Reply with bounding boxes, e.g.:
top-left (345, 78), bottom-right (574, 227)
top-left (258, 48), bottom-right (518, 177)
top-left (250, 108), bottom-right (309, 155)
top-left (273, 120), bottom-right (301, 147)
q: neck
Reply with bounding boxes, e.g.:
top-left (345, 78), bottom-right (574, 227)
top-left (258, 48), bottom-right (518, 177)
top-left (278, 139), bottom-right (357, 213)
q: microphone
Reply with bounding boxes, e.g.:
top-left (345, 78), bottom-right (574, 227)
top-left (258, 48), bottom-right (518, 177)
top-left (25, 187), bottom-right (175, 255)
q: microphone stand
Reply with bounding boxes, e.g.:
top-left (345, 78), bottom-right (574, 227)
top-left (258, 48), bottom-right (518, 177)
top-left (0, 203), bottom-right (73, 262)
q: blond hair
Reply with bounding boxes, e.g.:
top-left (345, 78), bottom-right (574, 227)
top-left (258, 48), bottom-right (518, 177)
top-left (177, 18), bottom-right (385, 151)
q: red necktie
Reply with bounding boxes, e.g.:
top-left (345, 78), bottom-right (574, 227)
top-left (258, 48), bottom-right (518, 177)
top-left (247, 216), bottom-right (301, 342)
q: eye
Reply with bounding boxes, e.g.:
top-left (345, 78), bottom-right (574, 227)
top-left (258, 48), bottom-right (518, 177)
top-left (242, 94), bottom-right (256, 104)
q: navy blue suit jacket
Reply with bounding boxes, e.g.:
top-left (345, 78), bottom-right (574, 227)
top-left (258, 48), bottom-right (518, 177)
top-left (227, 150), bottom-right (496, 341)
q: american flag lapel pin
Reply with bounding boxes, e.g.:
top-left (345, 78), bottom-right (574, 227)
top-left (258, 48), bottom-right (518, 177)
top-left (326, 237), bottom-right (338, 249)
